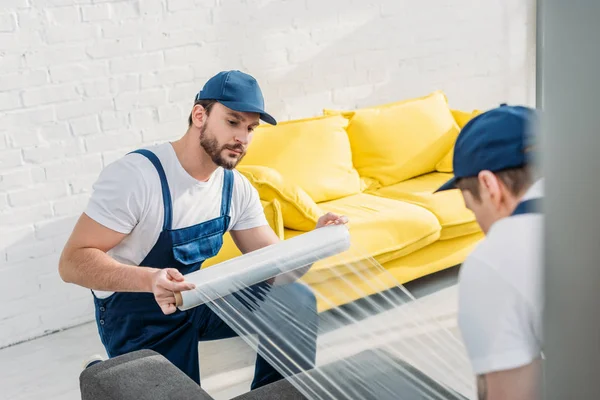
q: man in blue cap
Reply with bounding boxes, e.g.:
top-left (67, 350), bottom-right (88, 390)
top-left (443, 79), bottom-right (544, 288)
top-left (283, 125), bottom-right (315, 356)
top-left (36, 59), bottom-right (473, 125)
top-left (59, 70), bottom-right (347, 390)
top-left (437, 104), bottom-right (543, 399)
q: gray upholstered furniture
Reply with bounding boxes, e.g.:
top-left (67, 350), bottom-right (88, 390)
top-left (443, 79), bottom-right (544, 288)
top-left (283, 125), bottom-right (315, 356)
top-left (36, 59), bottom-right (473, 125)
top-left (80, 349), bottom-right (467, 399)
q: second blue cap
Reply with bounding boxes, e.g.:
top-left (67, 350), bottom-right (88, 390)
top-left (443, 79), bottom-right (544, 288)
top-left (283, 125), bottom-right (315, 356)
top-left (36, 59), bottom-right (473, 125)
top-left (436, 104), bottom-right (537, 192)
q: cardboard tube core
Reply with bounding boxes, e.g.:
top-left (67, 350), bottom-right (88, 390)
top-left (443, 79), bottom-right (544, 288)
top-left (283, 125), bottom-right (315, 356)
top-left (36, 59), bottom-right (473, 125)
top-left (174, 291), bottom-right (183, 307)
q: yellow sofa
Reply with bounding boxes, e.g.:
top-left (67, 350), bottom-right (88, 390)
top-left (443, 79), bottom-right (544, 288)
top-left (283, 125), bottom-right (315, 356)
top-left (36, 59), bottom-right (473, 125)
top-left (203, 91), bottom-right (485, 312)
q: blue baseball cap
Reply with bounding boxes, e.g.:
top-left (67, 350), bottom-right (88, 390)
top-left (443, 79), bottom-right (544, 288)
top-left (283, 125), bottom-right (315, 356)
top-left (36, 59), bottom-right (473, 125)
top-left (195, 70), bottom-right (277, 125)
top-left (436, 104), bottom-right (537, 192)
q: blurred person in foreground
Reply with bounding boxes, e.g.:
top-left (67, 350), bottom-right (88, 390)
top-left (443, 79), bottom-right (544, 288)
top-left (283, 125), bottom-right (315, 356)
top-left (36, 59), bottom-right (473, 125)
top-left (436, 104), bottom-right (543, 400)
top-left (58, 70), bottom-right (347, 390)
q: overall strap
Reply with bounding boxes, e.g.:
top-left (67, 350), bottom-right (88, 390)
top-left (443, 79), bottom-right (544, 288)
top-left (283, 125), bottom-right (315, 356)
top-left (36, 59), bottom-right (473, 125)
top-left (220, 169), bottom-right (234, 220)
top-left (512, 198), bottom-right (542, 216)
top-left (129, 149), bottom-right (173, 231)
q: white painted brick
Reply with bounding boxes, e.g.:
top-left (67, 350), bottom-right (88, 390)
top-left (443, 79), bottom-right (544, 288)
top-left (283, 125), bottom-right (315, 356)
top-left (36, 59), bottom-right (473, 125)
top-left (0, 30), bottom-right (42, 51)
top-left (0, 169), bottom-right (32, 191)
top-left (86, 37), bottom-right (141, 59)
top-left (158, 103), bottom-right (184, 122)
top-left (130, 108), bottom-right (157, 129)
top-left (53, 193), bottom-right (89, 216)
top-left (34, 0), bottom-right (91, 6)
top-left (0, 0), bottom-right (29, 10)
top-left (31, 166), bottom-right (46, 183)
top-left (6, 128), bottom-right (41, 148)
top-left (45, 25), bottom-right (98, 44)
top-left (142, 120), bottom-right (185, 142)
top-left (8, 181), bottom-right (68, 207)
top-left (39, 122), bottom-right (71, 142)
top-left (44, 154), bottom-right (103, 181)
top-left (84, 130), bottom-right (142, 153)
top-left (81, 3), bottom-right (111, 21)
top-left (23, 45), bottom-right (88, 69)
top-left (21, 83), bottom-right (81, 107)
top-left (168, 82), bottom-right (198, 103)
top-left (0, 193), bottom-right (8, 211)
top-left (163, 44), bottom-right (201, 67)
top-left (34, 215), bottom-right (77, 240)
top-left (0, 203), bottom-right (53, 227)
top-left (0, 12), bottom-right (16, 32)
top-left (6, 238), bottom-right (55, 264)
top-left (54, 97), bottom-right (114, 120)
top-left (99, 110), bottom-right (129, 131)
top-left (49, 62), bottom-right (109, 84)
top-left (14, 8), bottom-right (44, 31)
top-left (69, 115), bottom-right (101, 136)
top-left (110, 1), bottom-right (139, 19)
top-left (22, 139), bottom-right (84, 164)
top-left (0, 69), bottom-right (48, 91)
top-left (77, 78), bottom-right (112, 98)
top-left (0, 53), bottom-right (23, 74)
top-left (141, 29), bottom-right (200, 52)
top-left (0, 149), bottom-right (23, 169)
top-left (109, 74), bottom-right (140, 94)
top-left (68, 174), bottom-right (97, 194)
top-left (109, 52), bottom-right (163, 74)
top-left (44, 6), bottom-right (81, 25)
top-left (139, 0), bottom-right (163, 15)
top-left (162, 10), bottom-right (212, 31)
top-left (166, 0), bottom-right (193, 11)
top-left (102, 149), bottom-right (127, 166)
top-left (0, 91), bottom-right (21, 111)
top-left (114, 88), bottom-right (166, 110)
top-left (140, 67), bottom-right (194, 89)
top-left (0, 227), bottom-right (34, 256)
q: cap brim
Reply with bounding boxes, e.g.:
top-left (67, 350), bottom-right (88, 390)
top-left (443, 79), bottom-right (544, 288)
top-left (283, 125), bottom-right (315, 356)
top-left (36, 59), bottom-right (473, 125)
top-left (434, 177), bottom-right (458, 193)
top-left (218, 100), bottom-right (277, 125)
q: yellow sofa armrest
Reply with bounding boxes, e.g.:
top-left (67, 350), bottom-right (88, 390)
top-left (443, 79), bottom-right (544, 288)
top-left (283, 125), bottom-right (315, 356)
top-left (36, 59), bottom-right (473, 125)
top-left (237, 165), bottom-right (322, 232)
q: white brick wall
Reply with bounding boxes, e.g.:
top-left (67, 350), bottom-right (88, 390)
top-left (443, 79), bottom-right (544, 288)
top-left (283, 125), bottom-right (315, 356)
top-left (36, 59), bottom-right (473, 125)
top-left (0, 0), bottom-right (536, 348)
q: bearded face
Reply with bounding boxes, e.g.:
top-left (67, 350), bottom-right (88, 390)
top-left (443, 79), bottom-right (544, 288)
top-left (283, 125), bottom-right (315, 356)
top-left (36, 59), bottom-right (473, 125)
top-left (199, 122), bottom-right (246, 170)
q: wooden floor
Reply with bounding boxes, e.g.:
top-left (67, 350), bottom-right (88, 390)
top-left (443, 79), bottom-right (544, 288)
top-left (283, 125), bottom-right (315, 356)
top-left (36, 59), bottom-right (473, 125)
top-left (0, 266), bottom-right (471, 400)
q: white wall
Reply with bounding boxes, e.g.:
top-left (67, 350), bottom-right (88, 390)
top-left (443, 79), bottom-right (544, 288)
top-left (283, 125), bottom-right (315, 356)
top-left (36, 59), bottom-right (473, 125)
top-left (0, 0), bottom-right (536, 348)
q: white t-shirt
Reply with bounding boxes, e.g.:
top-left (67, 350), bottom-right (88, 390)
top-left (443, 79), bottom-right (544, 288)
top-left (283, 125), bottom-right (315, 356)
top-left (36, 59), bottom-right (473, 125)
top-left (457, 179), bottom-right (544, 375)
top-left (84, 142), bottom-right (268, 298)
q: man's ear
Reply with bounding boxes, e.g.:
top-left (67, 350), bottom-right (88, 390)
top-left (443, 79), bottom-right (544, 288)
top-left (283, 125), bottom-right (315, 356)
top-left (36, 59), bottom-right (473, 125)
top-left (478, 170), bottom-right (503, 208)
top-left (190, 104), bottom-right (207, 127)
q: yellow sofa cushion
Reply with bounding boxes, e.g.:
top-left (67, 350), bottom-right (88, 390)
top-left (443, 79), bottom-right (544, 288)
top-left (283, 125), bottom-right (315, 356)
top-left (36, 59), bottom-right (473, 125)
top-left (239, 114), bottom-right (362, 203)
top-left (436, 109), bottom-right (483, 172)
top-left (326, 91), bottom-right (460, 186)
top-left (202, 199), bottom-right (284, 268)
top-left (368, 172), bottom-right (480, 240)
top-left (237, 165), bottom-right (321, 232)
top-left (285, 193), bottom-right (441, 284)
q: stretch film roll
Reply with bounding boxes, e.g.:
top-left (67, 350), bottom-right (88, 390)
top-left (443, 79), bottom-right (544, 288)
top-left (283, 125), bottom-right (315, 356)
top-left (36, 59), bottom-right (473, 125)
top-left (175, 224), bottom-right (351, 311)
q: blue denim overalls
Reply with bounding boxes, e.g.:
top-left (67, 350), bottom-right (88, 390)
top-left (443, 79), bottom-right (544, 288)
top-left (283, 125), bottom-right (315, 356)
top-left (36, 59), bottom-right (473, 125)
top-left (92, 149), bottom-right (318, 390)
top-left (511, 198), bottom-right (541, 216)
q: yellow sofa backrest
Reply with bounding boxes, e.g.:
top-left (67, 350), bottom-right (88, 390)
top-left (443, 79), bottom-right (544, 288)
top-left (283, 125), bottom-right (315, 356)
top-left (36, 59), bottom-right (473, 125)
top-left (324, 91), bottom-right (460, 187)
top-left (239, 114), bottom-right (362, 203)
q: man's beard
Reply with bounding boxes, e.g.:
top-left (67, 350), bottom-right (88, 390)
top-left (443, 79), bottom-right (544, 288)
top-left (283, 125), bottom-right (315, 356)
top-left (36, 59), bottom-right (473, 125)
top-left (199, 124), bottom-right (245, 170)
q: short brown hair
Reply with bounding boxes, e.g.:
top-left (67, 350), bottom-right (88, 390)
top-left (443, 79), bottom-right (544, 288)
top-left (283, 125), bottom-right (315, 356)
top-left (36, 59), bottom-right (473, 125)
top-left (455, 165), bottom-right (534, 202)
top-left (188, 99), bottom-right (218, 126)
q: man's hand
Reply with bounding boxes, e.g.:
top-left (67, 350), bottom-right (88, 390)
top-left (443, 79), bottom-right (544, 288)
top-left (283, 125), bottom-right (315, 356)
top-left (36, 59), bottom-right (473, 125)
top-left (151, 268), bottom-right (196, 315)
top-left (316, 212), bottom-right (349, 229)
